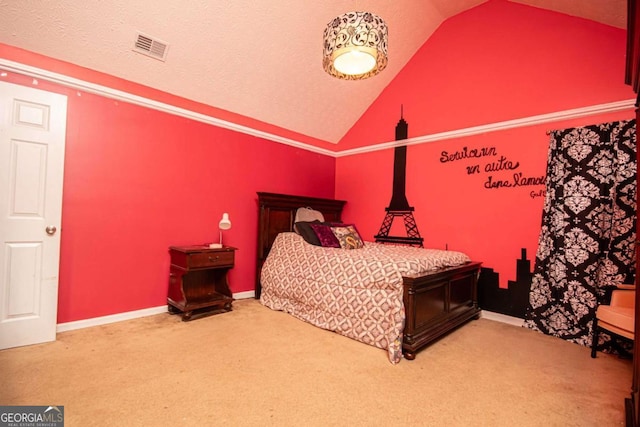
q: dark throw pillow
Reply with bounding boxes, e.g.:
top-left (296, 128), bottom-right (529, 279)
top-left (294, 221), bottom-right (322, 246)
top-left (309, 223), bottom-right (341, 248)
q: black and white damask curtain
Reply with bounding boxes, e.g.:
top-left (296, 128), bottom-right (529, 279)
top-left (524, 119), bottom-right (637, 348)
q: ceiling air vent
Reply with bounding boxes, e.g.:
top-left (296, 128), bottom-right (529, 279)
top-left (133, 32), bottom-right (169, 61)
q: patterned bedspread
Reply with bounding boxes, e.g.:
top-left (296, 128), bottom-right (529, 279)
top-left (259, 232), bottom-right (471, 363)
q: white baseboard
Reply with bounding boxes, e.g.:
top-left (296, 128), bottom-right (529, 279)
top-left (481, 310), bottom-right (525, 327)
top-left (233, 290), bottom-right (255, 300)
top-left (57, 295), bottom-right (522, 333)
top-left (56, 291), bottom-right (257, 333)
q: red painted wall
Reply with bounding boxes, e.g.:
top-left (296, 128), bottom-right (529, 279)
top-left (339, 0), bottom-right (633, 150)
top-left (0, 0), bottom-right (635, 322)
top-left (336, 0), bottom-right (635, 288)
top-left (0, 52), bottom-right (336, 323)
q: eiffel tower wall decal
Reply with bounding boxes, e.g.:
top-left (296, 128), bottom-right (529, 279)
top-left (374, 109), bottom-right (424, 247)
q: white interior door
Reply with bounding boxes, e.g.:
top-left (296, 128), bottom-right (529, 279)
top-left (0, 81), bottom-right (67, 349)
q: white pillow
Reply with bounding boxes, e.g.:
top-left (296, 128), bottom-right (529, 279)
top-left (294, 207), bottom-right (324, 228)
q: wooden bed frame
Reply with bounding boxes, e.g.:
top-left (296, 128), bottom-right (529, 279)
top-left (255, 192), bottom-right (482, 360)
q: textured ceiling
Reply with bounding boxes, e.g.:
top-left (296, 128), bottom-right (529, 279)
top-left (0, 0), bottom-right (627, 144)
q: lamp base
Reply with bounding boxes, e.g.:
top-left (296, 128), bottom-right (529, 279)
top-left (208, 243), bottom-right (223, 249)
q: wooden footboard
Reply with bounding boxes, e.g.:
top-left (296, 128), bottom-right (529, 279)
top-left (402, 261), bottom-right (482, 360)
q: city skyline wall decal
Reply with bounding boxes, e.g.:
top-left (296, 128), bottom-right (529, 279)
top-left (477, 248), bottom-right (533, 318)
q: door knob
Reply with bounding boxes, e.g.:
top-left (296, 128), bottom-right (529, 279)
top-left (45, 225), bottom-right (57, 235)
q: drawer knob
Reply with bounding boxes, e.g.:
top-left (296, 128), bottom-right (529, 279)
top-left (208, 256), bottom-right (219, 262)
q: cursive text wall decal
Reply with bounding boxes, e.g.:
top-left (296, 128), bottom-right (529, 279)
top-left (440, 145), bottom-right (545, 196)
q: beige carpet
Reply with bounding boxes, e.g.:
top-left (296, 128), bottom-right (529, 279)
top-left (0, 299), bottom-right (632, 426)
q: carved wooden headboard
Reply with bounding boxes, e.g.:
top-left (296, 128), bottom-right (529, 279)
top-left (255, 192), bottom-right (346, 299)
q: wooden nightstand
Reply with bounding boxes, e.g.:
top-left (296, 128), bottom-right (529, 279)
top-left (167, 245), bottom-right (236, 321)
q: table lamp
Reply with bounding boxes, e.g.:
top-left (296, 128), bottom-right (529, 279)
top-left (209, 213), bottom-right (231, 248)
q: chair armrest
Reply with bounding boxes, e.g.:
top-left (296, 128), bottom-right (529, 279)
top-left (617, 284), bottom-right (636, 291)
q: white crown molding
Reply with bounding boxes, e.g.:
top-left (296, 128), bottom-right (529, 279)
top-left (335, 99), bottom-right (636, 157)
top-left (0, 58), bottom-right (635, 159)
top-left (0, 58), bottom-right (336, 157)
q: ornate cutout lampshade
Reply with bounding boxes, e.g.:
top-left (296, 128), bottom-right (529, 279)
top-left (323, 11), bottom-right (388, 80)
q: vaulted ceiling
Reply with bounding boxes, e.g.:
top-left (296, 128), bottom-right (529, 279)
top-left (0, 0), bottom-right (627, 144)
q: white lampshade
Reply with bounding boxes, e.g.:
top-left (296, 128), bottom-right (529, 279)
top-left (219, 213), bottom-right (231, 230)
top-left (323, 11), bottom-right (388, 80)
top-left (210, 213), bottom-right (231, 248)
top-left (333, 48), bottom-right (377, 75)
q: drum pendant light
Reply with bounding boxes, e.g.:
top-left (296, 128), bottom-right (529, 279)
top-left (323, 11), bottom-right (388, 80)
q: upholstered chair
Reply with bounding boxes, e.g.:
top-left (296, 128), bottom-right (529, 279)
top-left (591, 284), bottom-right (635, 358)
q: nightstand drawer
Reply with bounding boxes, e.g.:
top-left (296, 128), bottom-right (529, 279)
top-left (188, 251), bottom-right (234, 268)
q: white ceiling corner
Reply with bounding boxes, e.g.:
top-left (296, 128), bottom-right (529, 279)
top-left (0, 0), bottom-right (627, 144)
